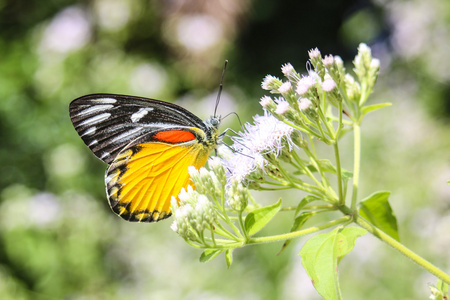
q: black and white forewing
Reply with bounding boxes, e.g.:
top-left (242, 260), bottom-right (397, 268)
top-left (69, 94), bottom-right (206, 164)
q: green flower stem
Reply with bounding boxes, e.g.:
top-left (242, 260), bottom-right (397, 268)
top-left (291, 182), bottom-right (328, 199)
top-left (317, 106), bottom-right (335, 138)
top-left (282, 119), bottom-right (323, 140)
top-left (216, 208), bottom-right (244, 240)
top-left (302, 147), bottom-right (336, 199)
top-left (315, 118), bottom-right (329, 141)
top-left (308, 134), bottom-right (318, 157)
top-left (351, 123), bottom-right (361, 210)
top-left (329, 116), bottom-right (353, 126)
top-left (248, 216), bottom-right (351, 244)
top-left (213, 223), bottom-right (240, 241)
top-left (333, 141), bottom-right (345, 205)
top-left (297, 109), bottom-right (319, 129)
top-left (303, 204), bottom-right (336, 211)
top-left (335, 101), bottom-right (343, 138)
top-left (238, 211), bottom-right (249, 242)
top-left (266, 166), bottom-right (324, 197)
top-left (210, 228), bottom-right (216, 246)
top-left (186, 239), bottom-right (204, 249)
top-left (359, 81), bottom-right (368, 107)
top-left (258, 186), bottom-right (293, 191)
top-left (195, 238), bottom-right (245, 249)
top-left (217, 190), bottom-right (244, 239)
top-left (260, 180), bottom-right (291, 187)
top-left (291, 150), bottom-right (324, 189)
top-left (338, 85), bottom-right (355, 121)
top-left (280, 204), bottom-right (335, 212)
top-left (354, 215), bottom-right (450, 285)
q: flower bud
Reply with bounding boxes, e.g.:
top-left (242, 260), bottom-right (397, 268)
top-left (208, 156), bottom-right (227, 188)
top-left (296, 75), bottom-right (316, 96)
top-left (322, 78), bottom-right (336, 92)
top-left (260, 95), bottom-right (277, 112)
top-left (171, 204), bottom-right (195, 240)
top-left (192, 195), bottom-right (217, 231)
top-left (227, 179), bottom-right (248, 212)
top-left (261, 75), bottom-right (283, 92)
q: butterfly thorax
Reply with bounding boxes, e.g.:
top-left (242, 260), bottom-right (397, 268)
top-left (200, 116), bottom-right (221, 149)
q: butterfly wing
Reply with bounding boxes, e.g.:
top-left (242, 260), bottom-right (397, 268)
top-left (105, 136), bottom-right (211, 222)
top-left (69, 94), bottom-right (219, 222)
top-left (69, 94), bottom-right (208, 164)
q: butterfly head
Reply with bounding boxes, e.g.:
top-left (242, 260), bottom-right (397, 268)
top-left (203, 115), bottom-right (221, 145)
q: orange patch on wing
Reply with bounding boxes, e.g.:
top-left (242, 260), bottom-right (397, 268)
top-left (153, 130), bottom-right (196, 143)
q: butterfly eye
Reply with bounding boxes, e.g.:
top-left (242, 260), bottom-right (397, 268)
top-left (210, 117), bottom-right (220, 127)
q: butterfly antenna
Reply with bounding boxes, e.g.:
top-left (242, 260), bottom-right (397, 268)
top-left (214, 60), bottom-right (228, 118)
top-left (222, 111), bottom-right (245, 132)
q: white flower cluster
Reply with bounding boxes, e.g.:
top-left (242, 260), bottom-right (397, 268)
top-left (170, 160), bottom-right (251, 238)
top-left (170, 184), bottom-right (217, 239)
top-left (221, 111), bottom-right (295, 182)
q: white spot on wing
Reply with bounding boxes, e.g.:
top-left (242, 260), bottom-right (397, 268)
top-left (131, 107), bottom-right (153, 123)
top-left (110, 127), bottom-right (144, 143)
top-left (95, 98), bottom-right (117, 104)
top-left (79, 113), bottom-right (111, 126)
top-left (89, 139), bottom-right (98, 146)
top-left (101, 152), bottom-right (110, 159)
top-left (82, 127), bottom-right (96, 136)
top-left (77, 105), bottom-right (113, 117)
top-left (105, 172), bottom-right (115, 184)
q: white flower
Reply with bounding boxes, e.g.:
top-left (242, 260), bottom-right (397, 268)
top-left (222, 148), bottom-right (259, 183)
top-left (193, 194), bottom-right (216, 231)
top-left (371, 58), bottom-right (380, 69)
top-left (281, 63), bottom-right (295, 77)
top-left (308, 48), bottom-right (321, 59)
top-left (208, 157), bottom-right (226, 187)
top-left (296, 75), bottom-right (316, 95)
top-left (259, 95), bottom-right (274, 109)
top-left (298, 98), bottom-right (313, 111)
top-left (223, 112), bottom-right (295, 182)
top-left (248, 112), bottom-right (294, 154)
top-left (278, 81), bottom-right (292, 94)
top-left (176, 185), bottom-right (196, 205)
top-left (170, 220), bottom-right (178, 232)
top-left (261, 75), bottom-right (282, 90)
top-left (323, 55), bottom-right (334, 67)
top-left (226, 178), bottom-right (248, 212)
top-left (322, 78), bottom-right (336, 92)
top-left (334, 56), bottom-right (344, 68)
top-left (275, 99), bottom-right (290, 115)
top-left (171, 203), bottom-right (193, 238)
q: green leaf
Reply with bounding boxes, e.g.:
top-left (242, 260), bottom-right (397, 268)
top-left (306, 161), bottom-right (333, 173)
top-left (278, 212), bottom-right (315, 255)
top-left (294, 195), bottom-right (321, 216)
top-left (361, 102), bottom-right (391, 116)
top-left (299, 227), bottom-right (366, 299)
top-left (225, 249), bottom-right (233, 268)
top-left (199, 249), bottom-right (224, 263)
top-left (244, 198), bottom-right (282, 236)
top-left (337, 127), bottom-right (352, 139)
top-left (359, 191), bottom-right (400, 241)
top-left (335, 227), bottom-right (367, 261)
top-left (341, 169), bottom-right (353, 181)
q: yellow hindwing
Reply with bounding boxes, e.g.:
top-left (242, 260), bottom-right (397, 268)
top-left (105, 141), bottom-right (210, 222)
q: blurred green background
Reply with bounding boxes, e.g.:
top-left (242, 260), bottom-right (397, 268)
top-left (0, 0), bottom-right (449, 299)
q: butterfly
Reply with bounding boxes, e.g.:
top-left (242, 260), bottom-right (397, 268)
top-left (69, 93), bottom-right (222, 223)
